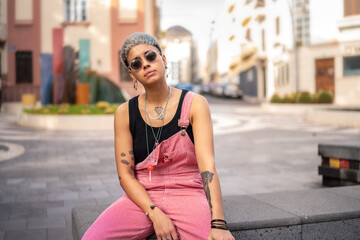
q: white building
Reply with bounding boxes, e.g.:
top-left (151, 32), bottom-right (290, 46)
top-left (210, 0), bottom-right (360, 105)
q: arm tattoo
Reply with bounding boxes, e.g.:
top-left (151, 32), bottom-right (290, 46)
top-left (121, 152), bottom-right (126, 157)
top-left (201, 171), bottom-right (214, 217)
top-left (120, 159), bottom-right (129, 165)
top-left (118, 176), bottom-right (121, 181)
top-left (129, 150), bottom-right (134, 155)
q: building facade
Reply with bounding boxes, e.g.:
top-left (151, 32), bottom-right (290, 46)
top-left (211, 0), bottom-right (360, 105)
top-left (0, 0), bottom-right (158, 105)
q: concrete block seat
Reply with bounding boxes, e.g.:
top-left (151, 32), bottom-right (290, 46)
top-left (72, 186), bottom-right (360, 240)
top-left (318, 142), bottom-right (360, 186)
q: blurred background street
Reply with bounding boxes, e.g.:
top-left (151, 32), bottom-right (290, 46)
top-left (1, 0), bottom-right (360, 239)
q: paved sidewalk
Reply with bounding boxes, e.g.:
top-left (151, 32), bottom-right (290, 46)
top-left (0, 103), bottom-right (360, 240)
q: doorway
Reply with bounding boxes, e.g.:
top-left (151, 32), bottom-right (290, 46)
top-left (315, 58), bottom-right (334, 95)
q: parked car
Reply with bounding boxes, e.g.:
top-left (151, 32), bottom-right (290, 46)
top-left (223, 83), bottom-right (242, 98)
top-left (201, 84), bottom-right (210, 94)
top-left (175, 82), bottom-right (193, 92)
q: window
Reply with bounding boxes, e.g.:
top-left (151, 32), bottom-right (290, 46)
top-left (15, 0), bottom-right (33, 23)
top-left (343, 56), bottom-right (360, 76)
top-left (344, 0), bottom-right (360, 16)
top-left (119, 51), bottom-right (132, 82)
top-left (118, 0), bottom-right (138, 22)
top-left (274, 62), bottom-right (289, 87)
top-left (16, 51), bottom-right (33, 84)
top-left (276, 17), bottom-right (280, 35)
top-left (255, 0), bottom-right (265, 8)
top-left (64, 0), bottom-right (88, 22)
top-left (245, 28), bottom-right (252, 41)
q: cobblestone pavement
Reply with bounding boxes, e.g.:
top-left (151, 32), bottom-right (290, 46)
top-left (0, 98), bottom-right (360, 240)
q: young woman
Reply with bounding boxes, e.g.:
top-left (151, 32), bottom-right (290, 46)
top-left (82, 33), bottom-right (234, 240)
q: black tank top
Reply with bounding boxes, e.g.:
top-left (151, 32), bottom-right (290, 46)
top-left (129, 90), bottom-right (194, 165)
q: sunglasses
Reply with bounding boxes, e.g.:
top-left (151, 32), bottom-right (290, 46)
top-left (129, 50), bottom-right (159, 71)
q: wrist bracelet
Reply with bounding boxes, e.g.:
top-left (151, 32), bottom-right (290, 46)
top-left (211, 225), bottom-right (229, 230)
top-left (211, 219), bottom-right (227, 224)
top-left (145, 204), bottom-right (157, 217)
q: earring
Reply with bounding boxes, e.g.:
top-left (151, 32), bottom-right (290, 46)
top-left (165, 66), bottom-right (171, 78)
top-left (133, 80), bottom-right (138, 91)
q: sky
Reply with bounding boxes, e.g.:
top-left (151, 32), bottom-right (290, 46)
top-left (158, 0), bottom-right (225, 74)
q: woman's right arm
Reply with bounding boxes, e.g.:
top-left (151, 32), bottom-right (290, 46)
top-left (114, 103), bottom-right (178, 240)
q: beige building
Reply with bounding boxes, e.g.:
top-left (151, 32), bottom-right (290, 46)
top-left (210, 0), bottom-right (360, 105)
top-left (0, 0), bottom-right (159, 106)
top-left (160, 25), bottom-right (195, 86)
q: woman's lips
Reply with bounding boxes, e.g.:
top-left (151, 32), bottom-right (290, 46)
top-left (144, 70), bottom-right (156, 77)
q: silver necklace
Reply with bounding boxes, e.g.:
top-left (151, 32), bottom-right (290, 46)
top-left (145, 104), bottom-right (167, 156)
top-left (144, 87), bottom-right (171, 120)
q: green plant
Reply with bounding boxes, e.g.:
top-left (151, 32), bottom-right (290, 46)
top-left (317, 90), bottom-right (333, 103)
top-left (282, 94), bottom-right (295, 103)
top-left (311, 94), bottom-right (318, 103)
top-left (23, 103), bottom-right (120, 115)
top-left (270, 94), bottom-right (282, 103)
top-left (295, 91), bottom-right (312, 103)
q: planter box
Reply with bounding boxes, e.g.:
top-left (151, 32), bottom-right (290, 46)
top-left (17, 113), bottom-right (114, 130)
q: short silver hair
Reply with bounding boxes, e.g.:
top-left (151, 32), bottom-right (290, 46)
top-left (120, 32), bottom-right (162, 68)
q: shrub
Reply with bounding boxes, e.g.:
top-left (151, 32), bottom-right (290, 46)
top-left (317, 90), bottom-right (333, 103)
top-left (311, 94), bottom-right (318, 103)
top-left (295, 91), bottom-right (312, 103)
top-left (270, 94), bottom-right (282, 103)
top-left (282, 94), bottom-right (295, 103)
top-left (96, 101), bottom-right (110, 109)
top-left (23, 103), bottom-right (120, 115)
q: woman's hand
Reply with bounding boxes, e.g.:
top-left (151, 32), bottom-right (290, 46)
top-left (207, 229), bottom-right (235, 240)
top-left (149, 208), bottom-right (179, 240)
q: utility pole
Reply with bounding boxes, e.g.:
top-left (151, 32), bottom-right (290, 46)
top-left (287, 0), bottom-right (299, 93)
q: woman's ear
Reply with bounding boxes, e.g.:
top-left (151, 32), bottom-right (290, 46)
top-left (128, 69), bottom-right (135, 80)
top-left (162, 54), bottom-right (167, 67)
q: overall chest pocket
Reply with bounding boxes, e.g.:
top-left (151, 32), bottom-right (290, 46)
top-left (160, 147), bottom-right (187, 164)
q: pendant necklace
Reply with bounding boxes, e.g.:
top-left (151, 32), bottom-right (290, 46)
top-left (145, 108), bottom-right (167, 181)
top-left (144, 87), bottom-right (171, 180)
top-left (145, 86), bottom-right (171, 120)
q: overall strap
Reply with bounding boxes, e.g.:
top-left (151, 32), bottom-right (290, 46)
top-left (178, 91), bottom-right (195, 130)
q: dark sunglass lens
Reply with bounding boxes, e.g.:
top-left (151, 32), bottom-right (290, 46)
top-left (130, 59), bottom-right (142, 70)
top-left (146, 51), bottom-right (157, 62)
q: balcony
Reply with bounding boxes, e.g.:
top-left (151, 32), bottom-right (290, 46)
top-left (337, 15), bottom-right (360, 31)
top-left (255, 0), bottom-right (265, 8)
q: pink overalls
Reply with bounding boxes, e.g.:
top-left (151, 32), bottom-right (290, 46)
top-left (82, 92), bottom-right (211, 240)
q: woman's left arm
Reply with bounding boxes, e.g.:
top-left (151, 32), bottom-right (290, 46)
top-left (190, 95), bottom-right (234, 240)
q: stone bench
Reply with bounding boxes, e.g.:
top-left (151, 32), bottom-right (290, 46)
top-left (318, 142), bottom-right (360, 186)
top-left (72, 185), bottom-right (360, 240)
